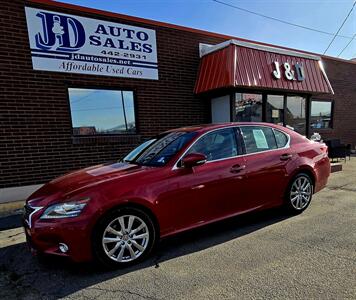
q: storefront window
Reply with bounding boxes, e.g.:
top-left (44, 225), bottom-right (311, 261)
top-left (266, 95), bottom-right (284, 125)
top-left (285, 96), bottom-right (306, 135)
top-left (68, 88), bottom-right (136, 135)
top-left (310, 100), bottom-right (332, 129)
top-left (235, 93), bottom-right (262, 122)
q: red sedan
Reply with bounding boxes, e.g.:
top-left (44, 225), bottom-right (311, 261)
top-left (23, 122), bottom-right (330, 267)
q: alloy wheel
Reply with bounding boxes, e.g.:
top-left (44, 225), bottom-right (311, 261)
top-left (290, 176), bottom-right (312, 210)
top-left (102, 215), bottom-right (150, 262)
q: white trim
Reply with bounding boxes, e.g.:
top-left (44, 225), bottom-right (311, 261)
top-left (199, 40), bottom-right (322, 60)
top-left (0, 184), bottom-right (43, 204)
top-left (318, 60), bottom-right (335, 95)
top-left (24, 205), bottom-right (43, 228)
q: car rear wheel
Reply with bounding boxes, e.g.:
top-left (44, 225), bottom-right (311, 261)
top-left (285, 173), bottom-right (313, 214)
top-left (93, 207), bottom-right (156, 268)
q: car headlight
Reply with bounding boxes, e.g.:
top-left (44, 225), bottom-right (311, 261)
top-left (40, 198), bottom-right (90, 219)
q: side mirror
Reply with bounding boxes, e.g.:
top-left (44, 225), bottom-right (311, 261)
top-left (181, 153), bottom-right (207, 168)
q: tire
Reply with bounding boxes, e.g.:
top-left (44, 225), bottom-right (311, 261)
top-left (92, 207), bottom-right (157, 268)
top-left (285, 173), bottom-right (313, 214)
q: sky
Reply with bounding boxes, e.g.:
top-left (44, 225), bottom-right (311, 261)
top-left (58, 0), bottom-right (356, 60)
top-left (69, 88), bottom-right (135, 131)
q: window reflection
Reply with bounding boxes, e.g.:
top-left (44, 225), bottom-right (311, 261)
top-left (310, 101), bottom-right (332, 129)
top-left (68, 88), bottom-right (136, 135)
top-left (266, 95), bottom-right (284, 125)
top-left (122, 91), bottom-right (136, 132)
top-left (187, 128), bottom-right (238, 161)
top-left (235, 93), bottom-right (262, 122)
top-left (285, 96), bottom-right (306, 135)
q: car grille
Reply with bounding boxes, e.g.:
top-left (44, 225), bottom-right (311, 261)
top-left (24, 204), bottom-right (35, 218)
top-left (23, 204), bottom-right (35, 223)
top-left (23, 204), bottom-right (36, 226)
top-left (23, 204), bottom-right (43, 228)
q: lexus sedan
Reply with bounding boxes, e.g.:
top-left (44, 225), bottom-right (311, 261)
top-left (23, 122), bottom-right (330, 267)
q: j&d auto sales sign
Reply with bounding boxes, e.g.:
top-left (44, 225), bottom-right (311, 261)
top-left (25, 7), bottom-right (158, 80)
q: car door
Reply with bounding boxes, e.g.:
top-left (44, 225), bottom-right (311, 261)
top-left (238, 125), bottom-right (293, 209)
top-left (162, 127), bottom-right (248, 232)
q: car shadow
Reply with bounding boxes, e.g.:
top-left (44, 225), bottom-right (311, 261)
top-left (0, 213), bottom-right (22, 230)
top-left (0, 207), bottom-right (293, 299)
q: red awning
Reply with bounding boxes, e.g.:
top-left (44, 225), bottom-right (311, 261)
top-left (194, 40), bottom-right (333, 95)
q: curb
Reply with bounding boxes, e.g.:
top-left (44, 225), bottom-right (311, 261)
top-left (0, 200), bottom-right (24, 218)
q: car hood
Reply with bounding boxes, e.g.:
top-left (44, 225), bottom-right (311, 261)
top-left (27, 162), bottom-right (151, 206)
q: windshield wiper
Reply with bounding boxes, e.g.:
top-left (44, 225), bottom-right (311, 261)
top-left (124, 159), bottom-right (143, 166)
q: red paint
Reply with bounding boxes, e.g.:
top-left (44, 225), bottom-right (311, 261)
top-left (194, 44), bottom-right (333, 94)
top-left (23, 123), bottom-right (330, 262)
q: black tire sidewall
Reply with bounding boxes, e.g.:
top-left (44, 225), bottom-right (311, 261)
top-left (285, 173), bottom-right (313, 214)
top-left (92, 207), bottom-right (156, 268)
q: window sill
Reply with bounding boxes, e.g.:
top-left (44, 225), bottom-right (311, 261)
top-left (72, 134), bottom-right (141, 145)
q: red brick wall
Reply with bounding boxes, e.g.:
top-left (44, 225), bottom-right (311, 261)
top-left (0, 0), bottom-right (223, 189)
top-left (313, 58), bottom-right (356, 147)
top-left (0, 0), bottom-right (355, 189)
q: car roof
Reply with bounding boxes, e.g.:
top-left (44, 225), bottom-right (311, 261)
top-left (164, 122), bottom-right (287, 134)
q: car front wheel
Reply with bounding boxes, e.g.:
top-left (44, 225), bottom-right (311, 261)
top-left (286, 173), bottom-right (313, 213)
top-left (93, 207), bottom-right (156, 268)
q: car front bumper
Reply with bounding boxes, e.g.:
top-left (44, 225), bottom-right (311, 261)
top-left (23, 213), bottom-right (94, 263)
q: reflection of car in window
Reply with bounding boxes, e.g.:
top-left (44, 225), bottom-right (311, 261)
top-left (187, 128), bottom-right (237, 161)
top-left (125, 132), bottom-right (197, 167)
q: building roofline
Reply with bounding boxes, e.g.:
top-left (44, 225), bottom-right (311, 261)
top-left (28, 0), bottom-right (356, 65)
top-left (199, 40), bottom-right (322, 60)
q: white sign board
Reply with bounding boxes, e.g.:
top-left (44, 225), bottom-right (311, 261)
top-left (272, 109), bottom-right (279, 119)
top-left (252, 129), bottom-right (268, 149)
top-left (25, 7), bottom-right (158, 80)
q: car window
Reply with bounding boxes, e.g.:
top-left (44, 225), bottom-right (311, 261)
top-left (123, 139), bottom-right (157, 163)
top-left (240, 126), bottom-right (277, 154)
top-left (273, 129), bottom-right (289, 148)
top-left (186, 128), bottom-right (238, 161)
top-left (135, 132), bottom-right (197, 166)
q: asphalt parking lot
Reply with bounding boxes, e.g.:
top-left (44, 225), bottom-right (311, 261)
top-left (0, 159), bottom-right (355, 300)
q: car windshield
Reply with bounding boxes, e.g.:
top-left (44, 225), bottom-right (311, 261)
top-left (123, 139), bottom-right (157, 163)
top-left (123, 131), bottom-right (197, 167)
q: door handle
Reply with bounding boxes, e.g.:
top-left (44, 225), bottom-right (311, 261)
top-left (230, 164), bottom-right (246, 173)
top-left (280, 153), bottom-right (293, 161)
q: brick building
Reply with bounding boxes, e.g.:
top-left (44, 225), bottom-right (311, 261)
top-left (1, 0), bottom-right (356, 203)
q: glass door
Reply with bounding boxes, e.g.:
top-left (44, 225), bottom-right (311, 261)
top-left (266, 95), bottom-right (284, 125)
top-left (285, 96), bottom-right (307, 135)
top-left (235, 93), bottom-right (263, 122)
top-left (211, 95), bottom-right (231, 123)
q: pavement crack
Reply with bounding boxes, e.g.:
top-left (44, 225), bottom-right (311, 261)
top-left (326, 182), bottom-right (356, 192)
top-left (276, 234), bottom-right (356, 263)
top-left (336, 187), bottom-right (356, 192)
top-left (88, 286), bottom-right (160, 300)
top-left (7, 232), bottom-right (24, 238)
